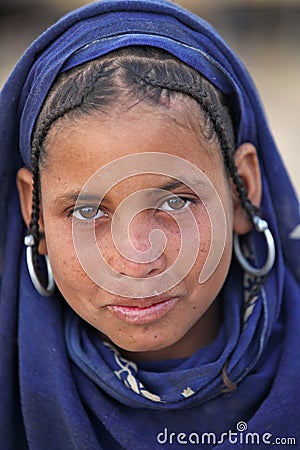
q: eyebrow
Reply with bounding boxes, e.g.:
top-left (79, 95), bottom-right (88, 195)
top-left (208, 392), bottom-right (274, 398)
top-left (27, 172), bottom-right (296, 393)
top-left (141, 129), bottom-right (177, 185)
top-left (155, 178), bottom-right (206, 192)
top-left (158, 180), bottom-right (187, 191)
top-left (54, 191), bottom-right (100, 205)
top-left (54, 178), bottom-right (202, 205)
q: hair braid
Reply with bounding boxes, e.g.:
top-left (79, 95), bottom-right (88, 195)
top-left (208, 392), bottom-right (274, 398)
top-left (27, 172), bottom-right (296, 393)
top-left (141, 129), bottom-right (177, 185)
top-left (200, 102), bottom-right (259, 222)
top-left (28, 66), bottom-right (111, 288)
top-left (131, 68), bottom-right (258, 223)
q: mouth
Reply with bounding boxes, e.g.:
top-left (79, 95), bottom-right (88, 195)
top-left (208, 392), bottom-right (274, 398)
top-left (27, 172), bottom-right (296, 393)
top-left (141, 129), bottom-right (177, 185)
top-left (106, 295), bottom-right (181, 324)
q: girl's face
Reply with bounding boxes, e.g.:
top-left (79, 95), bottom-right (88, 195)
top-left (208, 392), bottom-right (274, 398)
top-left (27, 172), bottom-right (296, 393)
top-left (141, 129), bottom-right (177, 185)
top-left (19, 100), bottom-right (260, 361)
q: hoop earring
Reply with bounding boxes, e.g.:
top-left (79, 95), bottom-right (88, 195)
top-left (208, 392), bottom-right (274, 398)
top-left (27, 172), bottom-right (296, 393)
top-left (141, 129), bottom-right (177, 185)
top-left (233, 215), bottom-right (275, 277)
top-left (24, 234), bottom-right (55, 297)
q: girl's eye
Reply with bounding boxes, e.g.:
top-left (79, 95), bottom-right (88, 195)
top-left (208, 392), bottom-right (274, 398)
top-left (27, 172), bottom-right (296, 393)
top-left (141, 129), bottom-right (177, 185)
top-left (159, 196), bottom-right (193, 212)
top-left (72, 206), bottom-right (105, 221)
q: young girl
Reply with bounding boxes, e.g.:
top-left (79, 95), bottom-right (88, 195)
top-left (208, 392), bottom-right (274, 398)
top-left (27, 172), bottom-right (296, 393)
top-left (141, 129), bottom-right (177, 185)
top-left (1, 0), bottom-right (299, 448)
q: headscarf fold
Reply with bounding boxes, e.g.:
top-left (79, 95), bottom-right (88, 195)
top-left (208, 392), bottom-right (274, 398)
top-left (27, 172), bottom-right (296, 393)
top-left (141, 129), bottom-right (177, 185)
top-left (0, 1), bottom-right (299, 448)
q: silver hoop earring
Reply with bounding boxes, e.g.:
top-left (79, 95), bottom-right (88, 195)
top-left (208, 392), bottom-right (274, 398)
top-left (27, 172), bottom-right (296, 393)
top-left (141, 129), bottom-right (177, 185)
top-left (24, 234), bottom-right (55, 297)
top-left (233, 215), bottom-right (275, 277)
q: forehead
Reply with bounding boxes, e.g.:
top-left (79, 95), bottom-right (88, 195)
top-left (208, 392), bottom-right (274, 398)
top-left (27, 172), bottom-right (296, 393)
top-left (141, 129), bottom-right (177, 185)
top-left (45, 97), bottom-right (218, 157)
top-left (41, 101), bottom-right (223, 194)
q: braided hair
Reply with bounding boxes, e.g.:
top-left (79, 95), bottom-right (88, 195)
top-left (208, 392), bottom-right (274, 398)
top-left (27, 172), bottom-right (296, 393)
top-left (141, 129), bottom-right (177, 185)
top-left (29, 46), bottom-right (258, 301)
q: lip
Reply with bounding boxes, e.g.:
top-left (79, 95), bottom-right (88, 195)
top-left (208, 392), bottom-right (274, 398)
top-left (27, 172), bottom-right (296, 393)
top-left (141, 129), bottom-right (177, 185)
top-left (107, 296), bottom-right (180, 324)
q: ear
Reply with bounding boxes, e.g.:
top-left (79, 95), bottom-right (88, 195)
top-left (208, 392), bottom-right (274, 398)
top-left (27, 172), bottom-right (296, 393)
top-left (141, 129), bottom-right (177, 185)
top-left (16, 167), bottom-right (47, 254)
top-left (232, 142), bottom-right (262, 235)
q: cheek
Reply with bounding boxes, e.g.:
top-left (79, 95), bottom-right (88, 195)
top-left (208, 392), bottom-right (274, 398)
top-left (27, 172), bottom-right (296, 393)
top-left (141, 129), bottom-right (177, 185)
top-left (46, 233), bottom-right (104, 324)
top-left (191, 196), bottom-right (233, 286)
top-left (43, 219), bottom-right (89, 296)
top-left (194, 206), bottom-right (213, 259)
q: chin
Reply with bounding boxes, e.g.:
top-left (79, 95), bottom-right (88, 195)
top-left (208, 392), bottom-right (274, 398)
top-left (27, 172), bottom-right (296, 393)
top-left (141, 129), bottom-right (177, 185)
top-left (112, 335), bottom-right (172, 357)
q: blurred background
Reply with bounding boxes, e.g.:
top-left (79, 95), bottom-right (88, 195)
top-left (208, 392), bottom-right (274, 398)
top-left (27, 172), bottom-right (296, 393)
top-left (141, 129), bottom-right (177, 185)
top-left (1, 0), bottom-right (299, 195)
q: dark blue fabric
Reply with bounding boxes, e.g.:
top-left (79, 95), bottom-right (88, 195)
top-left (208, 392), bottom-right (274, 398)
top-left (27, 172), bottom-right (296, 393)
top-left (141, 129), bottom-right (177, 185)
top-left (0, 0), bottom-right (299, 448)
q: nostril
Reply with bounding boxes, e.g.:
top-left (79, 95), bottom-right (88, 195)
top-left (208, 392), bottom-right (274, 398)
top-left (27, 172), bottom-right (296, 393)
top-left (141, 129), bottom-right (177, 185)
top-left (115, 252), bottom-right (167, 279)
top-left (146, 266), bottom-right (163, 278)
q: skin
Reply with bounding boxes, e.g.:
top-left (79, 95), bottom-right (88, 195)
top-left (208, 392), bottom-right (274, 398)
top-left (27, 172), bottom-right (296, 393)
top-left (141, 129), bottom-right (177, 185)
top-left (17, 100), bottom-right (262, 361)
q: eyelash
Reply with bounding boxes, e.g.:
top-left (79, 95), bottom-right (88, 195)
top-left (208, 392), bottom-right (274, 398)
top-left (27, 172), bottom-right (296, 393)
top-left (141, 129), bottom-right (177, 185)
top-left (70, 205), bottom-right (106, 221)
top-left (158, 195), bottom-right (197, 212)
top-left (69, 195), bottom-right (198, 221)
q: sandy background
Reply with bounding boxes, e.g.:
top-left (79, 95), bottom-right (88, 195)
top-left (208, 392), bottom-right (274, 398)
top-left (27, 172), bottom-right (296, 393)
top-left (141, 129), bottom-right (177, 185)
top-left (1, 0), bottom-right (299, 196)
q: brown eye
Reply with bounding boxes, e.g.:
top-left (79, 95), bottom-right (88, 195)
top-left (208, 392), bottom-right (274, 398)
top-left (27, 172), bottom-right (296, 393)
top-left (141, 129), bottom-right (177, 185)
top-left (72, 206), bottom-right (104, 220)
top-left (160, 196), bottom-right (192, 211)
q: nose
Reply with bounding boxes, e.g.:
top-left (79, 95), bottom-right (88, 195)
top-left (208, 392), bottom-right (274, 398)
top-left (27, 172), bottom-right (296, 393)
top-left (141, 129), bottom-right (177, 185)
top-left (115, 252), bottom-right (167, 279)
top-left (104, 212), bottom-right (168, 279)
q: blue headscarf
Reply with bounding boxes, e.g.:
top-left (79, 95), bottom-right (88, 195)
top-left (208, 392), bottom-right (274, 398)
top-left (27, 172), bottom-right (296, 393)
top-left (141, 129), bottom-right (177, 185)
top-left (0, 0), bottom-right (299, 448)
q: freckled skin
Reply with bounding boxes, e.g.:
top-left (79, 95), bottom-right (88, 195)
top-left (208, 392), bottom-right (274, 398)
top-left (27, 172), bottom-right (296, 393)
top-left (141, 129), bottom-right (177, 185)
top-left (39, 103), bottom-right (235, 362)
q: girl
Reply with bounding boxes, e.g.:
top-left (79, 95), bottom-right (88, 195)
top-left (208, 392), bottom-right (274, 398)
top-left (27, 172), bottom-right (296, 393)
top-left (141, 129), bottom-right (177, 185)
top-left (0, 0), bottom-right (299, 448)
